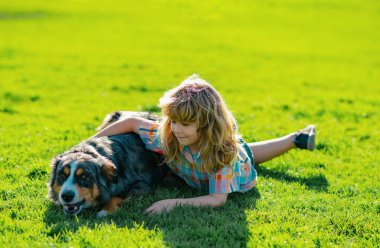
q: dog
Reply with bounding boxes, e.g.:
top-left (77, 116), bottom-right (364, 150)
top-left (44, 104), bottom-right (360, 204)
top-left (48, 111), bottom-right (168, 217)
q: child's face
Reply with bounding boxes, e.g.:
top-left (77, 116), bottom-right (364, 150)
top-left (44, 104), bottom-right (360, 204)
top-left (170, 119), bottom-right (200, 151)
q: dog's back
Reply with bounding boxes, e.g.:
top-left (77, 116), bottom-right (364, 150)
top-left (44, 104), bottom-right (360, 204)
top-left (93, 111), bottom-right (168, 196)
top-left (86, 133), bottom-right (168, 198)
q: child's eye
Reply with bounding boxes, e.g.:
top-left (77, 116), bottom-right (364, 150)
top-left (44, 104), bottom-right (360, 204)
top-left (170, 120), bottom-right (176, 124)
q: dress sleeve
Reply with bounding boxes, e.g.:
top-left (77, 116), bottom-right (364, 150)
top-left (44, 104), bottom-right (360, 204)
top-left (138, 121), bottom-right (164, 154)
top-left (208, 165), bottom-right (239, 194)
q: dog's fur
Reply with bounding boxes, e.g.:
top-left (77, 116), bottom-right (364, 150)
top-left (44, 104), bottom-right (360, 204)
top-left (48, 111), bottom-right (168, 217)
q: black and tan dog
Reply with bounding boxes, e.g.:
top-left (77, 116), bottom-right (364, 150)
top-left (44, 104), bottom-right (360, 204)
top-left (48, 112), bottom-right (168, 217)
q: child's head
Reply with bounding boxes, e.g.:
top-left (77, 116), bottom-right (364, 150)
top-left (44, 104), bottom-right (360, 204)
top-left (159, 74), bottom-right (239, 172)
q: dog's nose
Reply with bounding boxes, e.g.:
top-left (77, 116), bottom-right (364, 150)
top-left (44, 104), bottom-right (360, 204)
top-left (61, 191), bottom-right (75, 202)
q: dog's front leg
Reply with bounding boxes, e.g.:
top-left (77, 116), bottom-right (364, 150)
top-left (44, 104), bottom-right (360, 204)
top-left (96, 197), bottom-right (124, 218)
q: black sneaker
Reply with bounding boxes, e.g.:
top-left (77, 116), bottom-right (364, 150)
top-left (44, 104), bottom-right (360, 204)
top-left (293, 125), bottom-right (316, 151)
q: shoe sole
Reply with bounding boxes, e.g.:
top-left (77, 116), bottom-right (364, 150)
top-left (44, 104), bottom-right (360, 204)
top-left (307, 125), bottom-right (316, 151)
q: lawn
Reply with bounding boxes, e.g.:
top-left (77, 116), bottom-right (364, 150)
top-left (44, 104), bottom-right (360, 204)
top-left (0, 0), bottom-right (379, 247)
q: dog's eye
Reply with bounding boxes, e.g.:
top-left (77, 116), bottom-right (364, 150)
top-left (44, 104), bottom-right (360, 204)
top-left (57, 172), bottom-right (67, 184)
top-left (80, 173), bottom-right (92, 182)
top-left (77, 173), bottom-right (93, 187)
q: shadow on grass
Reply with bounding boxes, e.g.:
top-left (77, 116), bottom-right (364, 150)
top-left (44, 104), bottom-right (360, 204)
top-left (43, 178), bottom-right (260, 247)
top-left (256, 164), bottom-right (329, 192)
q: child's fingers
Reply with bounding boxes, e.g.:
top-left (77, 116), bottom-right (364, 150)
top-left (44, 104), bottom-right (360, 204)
top-left (145, 203), bottom-right (162, 215)
top-left (144, 206), bottom-right (156, 214)
top-left (145, 200), bottom-right (175, 215)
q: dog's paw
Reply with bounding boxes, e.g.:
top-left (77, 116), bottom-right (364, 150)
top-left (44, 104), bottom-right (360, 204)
top-left (96, 210), bottom-right (109, 218)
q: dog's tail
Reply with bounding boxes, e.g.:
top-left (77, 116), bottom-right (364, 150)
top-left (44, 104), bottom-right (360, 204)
top-left (96, 111), bottom-right (123, 131)
top-left (96, 111), bottom-right (160, 131)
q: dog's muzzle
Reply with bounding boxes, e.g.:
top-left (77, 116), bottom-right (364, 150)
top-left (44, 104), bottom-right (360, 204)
top-left (60, 190), bottom-right (86, 215)
top-left (63, 199), bottom-right (86, 215)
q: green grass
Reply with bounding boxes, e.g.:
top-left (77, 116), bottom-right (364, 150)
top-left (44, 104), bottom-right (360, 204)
top-left (0, 0), bottom-right (379, 247)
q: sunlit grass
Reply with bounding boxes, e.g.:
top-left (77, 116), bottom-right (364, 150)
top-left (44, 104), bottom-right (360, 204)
top-left (0, 0), bottom-right (379, 247)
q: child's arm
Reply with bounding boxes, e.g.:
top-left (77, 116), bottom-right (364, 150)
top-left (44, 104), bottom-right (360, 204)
top-left (91, 117), bottom-right (150, 138)
top-left (145, 194), bottom-right (228, 214)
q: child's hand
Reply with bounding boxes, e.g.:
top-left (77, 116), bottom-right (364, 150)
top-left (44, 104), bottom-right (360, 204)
top-left (145, 199), bottom-right (179, 215)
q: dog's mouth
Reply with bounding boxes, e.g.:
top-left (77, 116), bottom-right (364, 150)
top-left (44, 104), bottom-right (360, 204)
top-left (63, 200), bottom-right (86, 215)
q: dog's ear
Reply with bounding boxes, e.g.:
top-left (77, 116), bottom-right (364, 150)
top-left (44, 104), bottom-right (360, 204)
top-left (101, 159), bottom-right (118, 184)
top-left (47, 156), bottom-right (62, 203)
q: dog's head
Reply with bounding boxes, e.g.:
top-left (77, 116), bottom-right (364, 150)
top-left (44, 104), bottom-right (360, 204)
top-left (48, 151), bottom-right (117, 215)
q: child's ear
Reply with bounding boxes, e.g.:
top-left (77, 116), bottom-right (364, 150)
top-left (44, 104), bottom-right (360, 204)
top-left (101, 159), bottom-right (118, 184)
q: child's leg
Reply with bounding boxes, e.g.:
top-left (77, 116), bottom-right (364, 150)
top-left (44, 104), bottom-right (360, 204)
top-left (248, 125), bottom-right (315, 164)
top-left (248, 133), bottom-right (296, 164)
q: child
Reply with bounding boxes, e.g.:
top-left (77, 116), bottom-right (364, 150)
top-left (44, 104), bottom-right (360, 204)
top-left (93, 75), bottom-right (316, 214)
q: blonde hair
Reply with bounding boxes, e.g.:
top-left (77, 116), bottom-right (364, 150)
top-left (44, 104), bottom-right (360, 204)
top-left (159, 75), bottom-right (239, 172)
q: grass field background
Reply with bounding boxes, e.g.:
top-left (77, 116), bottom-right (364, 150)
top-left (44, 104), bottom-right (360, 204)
top-left (0, 0), bottom-right (379, 247)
